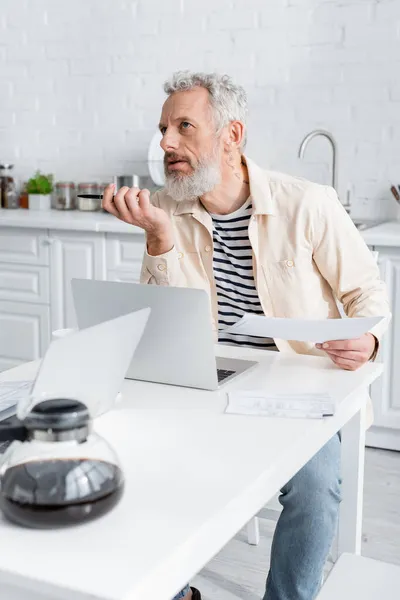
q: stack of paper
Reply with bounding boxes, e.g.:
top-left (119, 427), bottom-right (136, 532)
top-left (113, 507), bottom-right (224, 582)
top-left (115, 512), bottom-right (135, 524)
top-left (0, 381), bottom-right (33, 421)
top-left (226, 390), bottom-right (335, 419)
top-left (222, 314), bottom-right (383, 343)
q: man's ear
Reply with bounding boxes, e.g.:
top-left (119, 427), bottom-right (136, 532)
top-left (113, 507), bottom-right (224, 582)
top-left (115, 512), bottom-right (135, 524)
top-left (229, 120), bottom-right (245, 149)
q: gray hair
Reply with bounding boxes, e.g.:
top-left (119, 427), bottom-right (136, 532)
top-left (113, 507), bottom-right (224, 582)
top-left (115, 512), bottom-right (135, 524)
top-left (163, 71), bottom-right (248, 148)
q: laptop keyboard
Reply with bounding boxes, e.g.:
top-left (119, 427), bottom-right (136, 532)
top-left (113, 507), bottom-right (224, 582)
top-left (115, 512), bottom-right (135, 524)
top-left (217, 368), bottom-right (236, 383)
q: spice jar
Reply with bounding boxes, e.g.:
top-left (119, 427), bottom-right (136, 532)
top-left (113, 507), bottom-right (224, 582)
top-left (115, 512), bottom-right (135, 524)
top-left (0, 164), bottom-right (19, 209)
top-left (55, 182), bottom-right (76, 210)
top-left (19, 182), bottom-right (29, 209)
top-left (77, 182), bottom-right (100, 211)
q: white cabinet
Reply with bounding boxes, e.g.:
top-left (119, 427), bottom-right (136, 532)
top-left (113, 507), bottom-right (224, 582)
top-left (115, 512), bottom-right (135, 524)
top-left (0, 301), bottom-right (50, 372)
top-left (367, 246), bottom-right (400, 450)
top-left (0, 228), bottom-right (49, 265)
top-left (0, 263), bottom-right (50, 304)
top-left (0, 225), bottom-right (145, 374)
top-left (49, 231), bottom-right (106, 331)
top-left (107, 270), bottom-right (142, 283)
top-left (105, 233), bottom-right (144, 283)
top-left (0, 228), bottom-right (51, 372)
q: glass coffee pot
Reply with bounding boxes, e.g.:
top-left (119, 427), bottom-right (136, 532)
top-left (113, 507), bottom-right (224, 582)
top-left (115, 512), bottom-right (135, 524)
top-left (0, 397), bottom-right (124, 529)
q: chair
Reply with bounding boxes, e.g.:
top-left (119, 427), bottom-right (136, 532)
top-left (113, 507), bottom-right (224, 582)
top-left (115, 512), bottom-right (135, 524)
top-left (315, 553), bottom-right (400, 599)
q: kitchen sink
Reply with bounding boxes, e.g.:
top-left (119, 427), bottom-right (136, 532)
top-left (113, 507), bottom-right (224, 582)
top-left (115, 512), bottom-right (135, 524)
top-left (352, 219), bottom-right (387, 231)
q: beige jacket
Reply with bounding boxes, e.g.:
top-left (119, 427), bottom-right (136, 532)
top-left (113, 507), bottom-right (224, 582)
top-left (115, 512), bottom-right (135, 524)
top-left (141, 156), bottom-right (390, 360)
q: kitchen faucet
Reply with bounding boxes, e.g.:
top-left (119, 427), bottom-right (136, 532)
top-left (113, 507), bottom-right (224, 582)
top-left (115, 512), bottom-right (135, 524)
top-left (298, 129), bottom-right (338, 191)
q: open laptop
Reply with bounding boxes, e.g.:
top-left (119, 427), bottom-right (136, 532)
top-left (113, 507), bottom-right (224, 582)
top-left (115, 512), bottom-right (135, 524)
top-left (16, 308), bottom-right (150, 421)
top-left (71, 280), bottom-right (258, 391)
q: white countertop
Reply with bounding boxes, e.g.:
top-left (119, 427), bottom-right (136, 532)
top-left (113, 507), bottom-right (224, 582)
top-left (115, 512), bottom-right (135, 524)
top-left (1, 208), bottom-right (400, 247)
top-left (0, 208), bottom-right (144, 235)
top-left (0, 348), bottom-right (382, 600)
top-left (360, 220), bottom-right (400, 247)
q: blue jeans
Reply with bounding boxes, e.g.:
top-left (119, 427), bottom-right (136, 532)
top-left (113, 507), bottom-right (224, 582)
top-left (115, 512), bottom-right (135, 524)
top-left (173, 433), bottom-right (341, 600)
top-left (173, 584), bottom-right (191, 599)
top-left (263, 433), bottom-right (341, 599)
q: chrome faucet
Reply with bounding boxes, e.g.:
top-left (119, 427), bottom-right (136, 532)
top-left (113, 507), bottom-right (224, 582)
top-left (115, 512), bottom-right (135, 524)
top-left (298, 129), bottom-right (338, 191)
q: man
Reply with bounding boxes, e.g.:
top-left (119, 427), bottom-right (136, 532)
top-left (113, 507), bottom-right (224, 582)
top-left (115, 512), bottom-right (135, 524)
top-left (103, 71), bottom-right (390, 600)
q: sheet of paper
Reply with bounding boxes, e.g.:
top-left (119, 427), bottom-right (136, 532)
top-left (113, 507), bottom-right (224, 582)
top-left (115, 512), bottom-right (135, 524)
top-left (0, 381), bottom-right (33, 420)
top-left (226, 390), bottom-right (336, 419)
top-left (222, 314), bottom-right (383, 343)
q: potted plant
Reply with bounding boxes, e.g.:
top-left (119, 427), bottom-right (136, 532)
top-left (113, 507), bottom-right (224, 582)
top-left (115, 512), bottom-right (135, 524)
top-left (26, 171), bottom-right (53, 210)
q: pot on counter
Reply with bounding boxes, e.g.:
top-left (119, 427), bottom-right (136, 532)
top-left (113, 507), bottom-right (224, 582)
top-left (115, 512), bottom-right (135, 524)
top-left (77, 182), bottom-right (100, 211)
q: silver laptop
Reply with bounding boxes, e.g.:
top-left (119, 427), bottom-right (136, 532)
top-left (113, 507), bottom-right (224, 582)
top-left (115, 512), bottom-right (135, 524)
top-left (71, 280), bottom-right (257, 391)
top-left (17, 308), bottom-right (151, 420)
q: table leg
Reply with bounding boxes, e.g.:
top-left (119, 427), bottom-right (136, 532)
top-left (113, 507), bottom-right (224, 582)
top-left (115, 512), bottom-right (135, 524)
top-left (337, 400), bottom-right (367, 556)
top-left (246, 516), bottom-right (260, 546)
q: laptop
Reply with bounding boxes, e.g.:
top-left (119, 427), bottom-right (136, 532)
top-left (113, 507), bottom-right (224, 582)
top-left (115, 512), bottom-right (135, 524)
top-left (71, 280), bottom-right (258, 391)
top-left (16, 308), bottom-right (151, 421)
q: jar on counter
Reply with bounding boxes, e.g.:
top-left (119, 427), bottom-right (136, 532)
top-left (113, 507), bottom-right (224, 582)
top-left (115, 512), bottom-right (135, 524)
top-left (55, 182), bottom-right (76, 210)
top-left (19, 182), bottom-right (29, 209)
top-left (0, 164), bottom-right (19, 209)
top-left (77, 182), bottom-right (100, 211)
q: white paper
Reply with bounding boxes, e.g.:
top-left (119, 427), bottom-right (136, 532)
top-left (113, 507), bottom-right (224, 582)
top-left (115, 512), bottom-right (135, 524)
top-left (0, 381), bottom-right (33, 420)
top-left (222, 314), bottom-right (383, 343)
top-left (226, 390), bottom-right (335, 419)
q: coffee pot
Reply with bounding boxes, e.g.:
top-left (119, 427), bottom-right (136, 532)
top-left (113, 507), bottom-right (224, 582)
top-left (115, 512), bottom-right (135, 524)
top-left (0, 397), bottom-right (124, 529)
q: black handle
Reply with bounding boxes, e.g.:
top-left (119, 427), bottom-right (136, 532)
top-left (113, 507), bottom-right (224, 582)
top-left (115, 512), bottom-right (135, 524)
top-left (77, 194), bottom-right (118, 200)
top-left (0, 415), bottom-right (28, 442)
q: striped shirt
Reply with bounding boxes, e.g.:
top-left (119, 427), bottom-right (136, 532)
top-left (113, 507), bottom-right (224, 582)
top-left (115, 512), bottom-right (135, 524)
top-left (210, 198), bottom-right (278, 351)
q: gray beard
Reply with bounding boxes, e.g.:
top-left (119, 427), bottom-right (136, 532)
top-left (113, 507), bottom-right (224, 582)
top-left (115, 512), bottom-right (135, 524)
top-left (164, 156), bottom-right (221, 202)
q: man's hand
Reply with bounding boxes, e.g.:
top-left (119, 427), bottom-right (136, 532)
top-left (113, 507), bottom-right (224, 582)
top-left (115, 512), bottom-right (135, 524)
top-left (102, 184), bottom-right (174, 255)
top-left (316, 333), bottom-right (376, 371)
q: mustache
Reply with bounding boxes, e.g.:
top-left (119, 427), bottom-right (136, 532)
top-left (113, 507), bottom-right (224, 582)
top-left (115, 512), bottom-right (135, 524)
top-left (164, 152), bottom-right (192, 166)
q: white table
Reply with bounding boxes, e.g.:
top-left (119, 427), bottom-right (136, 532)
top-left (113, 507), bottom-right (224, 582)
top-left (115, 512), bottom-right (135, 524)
top-left (0, 346), bottom-right (383, 600)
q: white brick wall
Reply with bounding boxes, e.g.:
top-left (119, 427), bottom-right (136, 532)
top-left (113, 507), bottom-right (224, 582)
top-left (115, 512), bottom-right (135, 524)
top-left (0, 0), bottom-right (399, 219)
